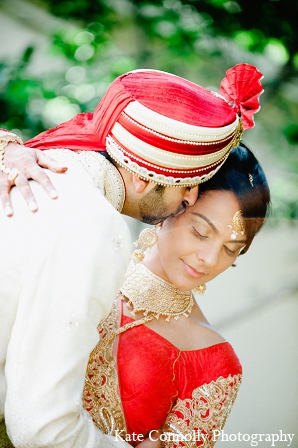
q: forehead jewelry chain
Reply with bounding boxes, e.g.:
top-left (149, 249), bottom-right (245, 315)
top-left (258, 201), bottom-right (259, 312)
top-left (228, 210), bottom-right (245, 240)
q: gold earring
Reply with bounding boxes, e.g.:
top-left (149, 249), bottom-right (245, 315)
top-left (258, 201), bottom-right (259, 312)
top-left (132, 224), bottom-right (160, 262)
top-left (193, 284), bottom-right (206, 295)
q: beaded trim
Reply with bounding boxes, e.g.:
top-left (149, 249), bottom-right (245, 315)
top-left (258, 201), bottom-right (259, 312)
top-left (111, 123), bottom-right (233, 168)
top-left (106, 135), bottom-right (230, 186)
top-left (121, 112), bottom-right (235, 145)
top-left (106, 118), bottom-right (243, 186)
top-left (108, 135), bottom-right (228, 172)
top-left (124, 100), bottom-right (239, 140)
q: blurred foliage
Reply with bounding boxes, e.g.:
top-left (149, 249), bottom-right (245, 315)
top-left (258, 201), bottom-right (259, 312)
top-left (0, 0), bottom-right (297, 220)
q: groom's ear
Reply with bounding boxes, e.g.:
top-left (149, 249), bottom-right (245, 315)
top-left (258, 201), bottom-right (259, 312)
top-left (131, 174), bottom-right (152, 194)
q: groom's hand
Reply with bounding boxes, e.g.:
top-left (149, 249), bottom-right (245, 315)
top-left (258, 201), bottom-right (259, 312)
top-left (0, 142), bottom-right (67, 216)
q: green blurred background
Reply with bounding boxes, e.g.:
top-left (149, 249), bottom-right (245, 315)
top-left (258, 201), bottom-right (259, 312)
top-left (0, 0), bottom-right (297, 220)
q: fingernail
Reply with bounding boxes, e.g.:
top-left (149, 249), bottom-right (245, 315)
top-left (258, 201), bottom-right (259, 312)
top-left (5, 206), bottom-right (13, 216)
top-left (50, 189), bottom-right (58, 199)
top-left (29, 201), bottom-right (38, 212)
top-left (55, 166), bottom-right (67, 173)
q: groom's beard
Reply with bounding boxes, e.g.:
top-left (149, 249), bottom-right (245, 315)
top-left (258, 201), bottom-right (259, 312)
top-left (138, 192), bottom-right (187, 225)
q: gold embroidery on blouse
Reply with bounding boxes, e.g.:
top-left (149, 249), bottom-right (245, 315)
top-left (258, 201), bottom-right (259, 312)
top-left (83, 301), bottom-right (127, 436)
top-left (161, 374), bottom-right (242, 447)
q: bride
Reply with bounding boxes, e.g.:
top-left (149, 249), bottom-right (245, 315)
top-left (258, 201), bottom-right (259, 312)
top-left (83, 142), bottom-right (270, 446)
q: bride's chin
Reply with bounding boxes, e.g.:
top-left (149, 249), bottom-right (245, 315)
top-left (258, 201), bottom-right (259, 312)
top-left (171, 280), bottom-right (194, 291)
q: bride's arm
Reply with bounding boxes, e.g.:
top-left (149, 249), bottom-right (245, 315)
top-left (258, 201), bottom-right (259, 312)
top-left (160, 374), bottom-right (242, 447)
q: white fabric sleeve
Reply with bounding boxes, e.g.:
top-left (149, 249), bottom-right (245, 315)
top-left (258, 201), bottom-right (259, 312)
top-left (3, 163), bottom-right (133, 447)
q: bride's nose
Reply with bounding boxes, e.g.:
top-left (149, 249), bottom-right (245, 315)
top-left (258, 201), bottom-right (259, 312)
top-left (196, 245), bottom-right (219, 268)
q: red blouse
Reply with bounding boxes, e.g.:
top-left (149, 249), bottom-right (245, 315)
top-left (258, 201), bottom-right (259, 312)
top-left (83, 301), bottom-right (242, 447)
top-left (118, 314), bottom-right (242, 444)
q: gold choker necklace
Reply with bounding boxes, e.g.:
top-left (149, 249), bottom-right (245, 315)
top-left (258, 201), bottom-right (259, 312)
top-left (120, 260), bottom-right (194, 322)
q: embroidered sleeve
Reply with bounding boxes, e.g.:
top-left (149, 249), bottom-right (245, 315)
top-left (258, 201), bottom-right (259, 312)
top-left (161, 374), bottom-right (242, 447)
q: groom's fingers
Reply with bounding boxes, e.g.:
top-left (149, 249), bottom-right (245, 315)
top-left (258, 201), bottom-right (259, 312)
top-left (36, 150), bottom-right (68, 174)
top-left (0, 143), bottom-right (68, 215)
top-left (24, 162), bottom-right (60, 202)
top-left (0, 175), bottom-right (14, 216)
top-left (14, 173), bottom-right (38, 213)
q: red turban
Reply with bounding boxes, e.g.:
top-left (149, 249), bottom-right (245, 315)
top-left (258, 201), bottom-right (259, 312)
top-left (26, 64), bottom-right (263, 186)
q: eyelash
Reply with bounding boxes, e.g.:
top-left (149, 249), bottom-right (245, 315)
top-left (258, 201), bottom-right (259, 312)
top-left (225, 247), bottom-right (238, 257)
top-left (192, 226), bottom-right (242, 257)
top-left (192, 227), bottom-right (208, 240)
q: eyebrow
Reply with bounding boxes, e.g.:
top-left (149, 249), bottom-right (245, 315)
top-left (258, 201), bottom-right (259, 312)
top-left (191, 212), bottom-right (218, 234)
top-left (191, 212), bottom-right (247, 244)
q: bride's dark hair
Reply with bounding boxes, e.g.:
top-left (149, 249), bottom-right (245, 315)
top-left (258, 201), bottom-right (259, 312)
top-left (199, 142), bottom-right (271, 254)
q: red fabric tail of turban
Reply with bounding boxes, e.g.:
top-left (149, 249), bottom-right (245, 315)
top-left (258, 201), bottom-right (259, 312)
top-left (25, 77), bottom-right (132, 151)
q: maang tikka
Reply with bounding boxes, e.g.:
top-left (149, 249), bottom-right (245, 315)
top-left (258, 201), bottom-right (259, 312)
top-left (228, 210), bottom-right (245, 240)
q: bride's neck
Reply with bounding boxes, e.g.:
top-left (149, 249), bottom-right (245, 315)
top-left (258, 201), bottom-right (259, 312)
top-left (142, 244), bottom-right (169, 282)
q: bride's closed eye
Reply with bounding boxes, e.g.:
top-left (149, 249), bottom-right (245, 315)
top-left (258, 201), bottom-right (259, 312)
top-left (225, 245), bottom-right (246, 257)
top-left (191, 226), bottom-right (208, 240)
top-left (224, 246), bottom-right (238, 257)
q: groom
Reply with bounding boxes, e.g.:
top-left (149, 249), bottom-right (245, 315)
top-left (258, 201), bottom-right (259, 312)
top-left (0, 66), bottom-right (261, 448)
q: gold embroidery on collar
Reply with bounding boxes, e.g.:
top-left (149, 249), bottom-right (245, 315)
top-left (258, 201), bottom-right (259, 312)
top-left (75, 151), bottom-right (125, 212)
top-left (45, 149), bottom-right (125, 212)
